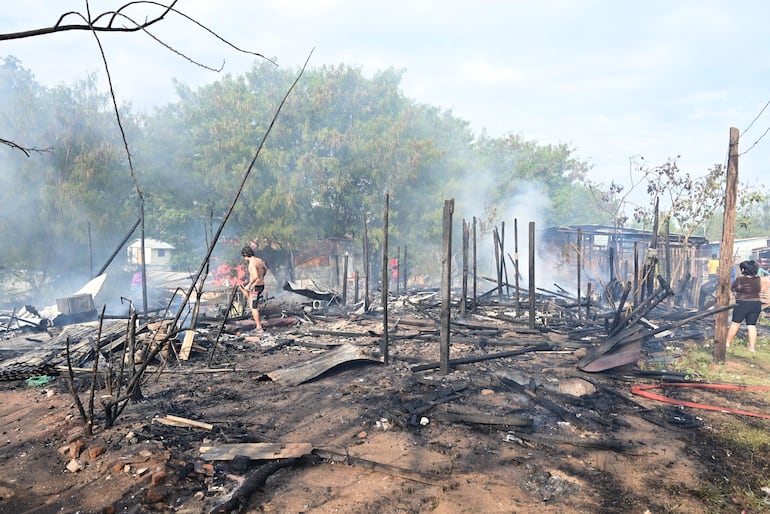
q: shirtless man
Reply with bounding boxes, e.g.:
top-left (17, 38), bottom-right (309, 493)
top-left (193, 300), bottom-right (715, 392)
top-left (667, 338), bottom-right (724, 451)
top-left (240, 246), bottom-right (268, 332)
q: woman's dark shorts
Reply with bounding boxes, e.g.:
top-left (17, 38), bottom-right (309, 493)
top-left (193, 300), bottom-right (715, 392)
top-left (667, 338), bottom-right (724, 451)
top-left (732, 300), bottom-right (762, 325)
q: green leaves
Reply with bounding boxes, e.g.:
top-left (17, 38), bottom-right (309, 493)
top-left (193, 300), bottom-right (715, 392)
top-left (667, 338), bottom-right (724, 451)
top-left (1, 54), bottom-right (609, 293)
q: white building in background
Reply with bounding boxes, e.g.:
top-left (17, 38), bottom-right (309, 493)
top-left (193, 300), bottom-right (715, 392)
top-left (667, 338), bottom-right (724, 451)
top-left (127, 238), bottom-right (174, 270)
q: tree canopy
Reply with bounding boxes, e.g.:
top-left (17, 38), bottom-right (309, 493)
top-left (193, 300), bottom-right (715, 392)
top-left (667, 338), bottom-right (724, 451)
top-left (3, 53), bottom-right (760, 306)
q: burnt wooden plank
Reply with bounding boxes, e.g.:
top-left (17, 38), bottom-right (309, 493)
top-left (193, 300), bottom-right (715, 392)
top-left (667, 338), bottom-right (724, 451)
top-left (200, 442), bottom-right (313, 461)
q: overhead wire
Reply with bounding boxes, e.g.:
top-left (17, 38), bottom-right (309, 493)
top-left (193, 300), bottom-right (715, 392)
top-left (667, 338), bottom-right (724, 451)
top-left (742, 99), bottom-right (770, 135)
top-left (739, 125), bottom-right (770, 156)
top-left (739, 99), bottom-right (770, 156)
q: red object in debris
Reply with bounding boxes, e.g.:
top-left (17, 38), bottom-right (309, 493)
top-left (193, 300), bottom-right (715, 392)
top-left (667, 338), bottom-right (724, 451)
top-left (211, 262), bottom-right (247, 287)
top-left (631, 382), bottom-right (770, 419)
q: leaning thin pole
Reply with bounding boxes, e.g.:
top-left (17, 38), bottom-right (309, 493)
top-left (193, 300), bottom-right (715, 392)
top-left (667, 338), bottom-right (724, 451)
top-left (174, 54), bottom-right (313, 319)
top-left (94, 217), bottom-right (140, 277)
top-left (123, 53), bottom-right (313, 388)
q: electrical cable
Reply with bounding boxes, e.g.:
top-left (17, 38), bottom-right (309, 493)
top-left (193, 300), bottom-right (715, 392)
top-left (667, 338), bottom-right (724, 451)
top-left (739, 125), bottom-right (770, 156)
top-left (742, 100), bottom-right (770, 136)
top-left (737, 99), bottom-right (770, 156)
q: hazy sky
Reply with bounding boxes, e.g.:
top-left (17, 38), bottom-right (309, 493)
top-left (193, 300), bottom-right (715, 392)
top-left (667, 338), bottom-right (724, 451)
top-left (3, 0), bottom-right (770, 189)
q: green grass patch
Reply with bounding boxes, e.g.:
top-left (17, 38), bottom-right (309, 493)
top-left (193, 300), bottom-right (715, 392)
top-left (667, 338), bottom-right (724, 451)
top-left (668, 337), bottom-right (770, 386)
top-left (715, 417), bottom-right (770, 450)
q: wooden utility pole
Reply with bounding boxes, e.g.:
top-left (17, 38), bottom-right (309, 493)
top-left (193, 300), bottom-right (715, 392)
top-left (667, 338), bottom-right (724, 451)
top-left (440, 199), bottom-right (454, 375)
top-left (714, 127), bottom-right (740, 362)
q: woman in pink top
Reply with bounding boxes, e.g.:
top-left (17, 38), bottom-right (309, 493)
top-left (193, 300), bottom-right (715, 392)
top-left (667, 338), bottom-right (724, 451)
top-left (726, 260), bottom-right (762, 352)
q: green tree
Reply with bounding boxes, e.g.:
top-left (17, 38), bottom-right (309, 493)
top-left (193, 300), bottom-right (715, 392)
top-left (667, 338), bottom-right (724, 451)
top-left (469, 132), bottom-right (596, 230)
top-left (632, 160), bottom-right (768, 241)
top-left (0, 56), bottom-right (49, 297)
top-left (137, 63), bottom-right (448, 272)
top-left (39, 76), bottom-right (137, 275)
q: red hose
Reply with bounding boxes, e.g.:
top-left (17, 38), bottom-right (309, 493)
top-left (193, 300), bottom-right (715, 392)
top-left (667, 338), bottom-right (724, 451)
top-left (630, 382), bottom-right (770, 419)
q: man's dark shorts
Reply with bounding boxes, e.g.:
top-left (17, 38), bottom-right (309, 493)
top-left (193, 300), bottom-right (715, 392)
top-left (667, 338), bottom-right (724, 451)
top-left (250, 285), bottom-right (265, 309)
top-left (732, 300), bottom-right (761, 325)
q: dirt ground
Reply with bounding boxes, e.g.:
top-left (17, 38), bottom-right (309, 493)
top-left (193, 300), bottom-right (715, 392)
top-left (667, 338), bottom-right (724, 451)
top-left (2, 306), bottom-right (770, 514)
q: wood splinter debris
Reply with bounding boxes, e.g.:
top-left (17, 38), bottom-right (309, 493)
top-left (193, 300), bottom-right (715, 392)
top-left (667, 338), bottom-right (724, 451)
top-left (155, 414), bottom-right (213, 431)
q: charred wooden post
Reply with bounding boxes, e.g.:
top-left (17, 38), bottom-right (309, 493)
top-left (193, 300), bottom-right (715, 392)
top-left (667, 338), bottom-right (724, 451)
top-left (342, 254), bottom-right (348, 306)
top-left (461, 219), bottom-right (469, 317)
top-left (528, 222), bottom-right (536, 330)
top-left (501, 221), bottom-right (510, 297)
top-left (645, 197), bottom-right (660, 299)
top-left (607, 275), bottom-right (674, 338)
top-left (514, 218), bottom-right (520, 315)
top-left (633, 241), bottom-right (640, 308)
top-left (381, 192), bottom-right (390, 365)
top-left (472, 217), bottom-right (478, 312)
top-left (354, 270), bottom-right (360, 304)
top-left (494, 226), bottom-right (502, 298)
top-left (585, 282), bottom-right (592, 318)
top-left (403, 244), bottom-right (408, 293)
top-left (664, 218), bottom-right (672, 286)
top-left (609, 281), bottom-right (632, 333)
top-left (577, 228), bottom-right (582, 319)
top-left (440, 199), bottom-right (454, 375)
top-left (609, 236), bottom-right (615, 283)
top-left (64, 337), bottom-right (89, 433)
top-left (396, 245), bottom-right (401, 295)
top-left (363, 217), bottom-right (370, 311)
top-left (715, 127), bottom-right (740, 362)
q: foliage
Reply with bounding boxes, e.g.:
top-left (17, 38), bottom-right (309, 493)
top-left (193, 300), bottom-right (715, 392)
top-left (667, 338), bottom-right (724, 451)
top-left (0, 56), bottom-right (48, 291)
top-left (468, 132), bottom-right (597, 235)
top-left (631, 159), bottom-right (725, 239)
top-left (586, 155), bottom-right (769, 244)
top-left (1, 54), bottom-right (613, 287)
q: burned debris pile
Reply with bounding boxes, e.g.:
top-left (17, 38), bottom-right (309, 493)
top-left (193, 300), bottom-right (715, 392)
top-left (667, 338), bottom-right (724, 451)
top-left (0, 218), bottom-right (740, 512)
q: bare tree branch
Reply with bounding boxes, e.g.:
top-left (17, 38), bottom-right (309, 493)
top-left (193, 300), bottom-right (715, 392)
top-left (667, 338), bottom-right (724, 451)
top-left (136, 1), bottom-right (274, 65)
top-left (0, 137), bottom-right (49, 157)
top-left (0, 1), bottom-right (176, 40)
top-left (0, 1), bottom-right (272, 65)
top-left (1, 1), bottom-right (274, 160)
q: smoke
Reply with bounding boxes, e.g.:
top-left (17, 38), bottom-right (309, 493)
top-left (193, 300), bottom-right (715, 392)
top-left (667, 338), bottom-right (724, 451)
top-left (451, 166), bottom-right (565, 287)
